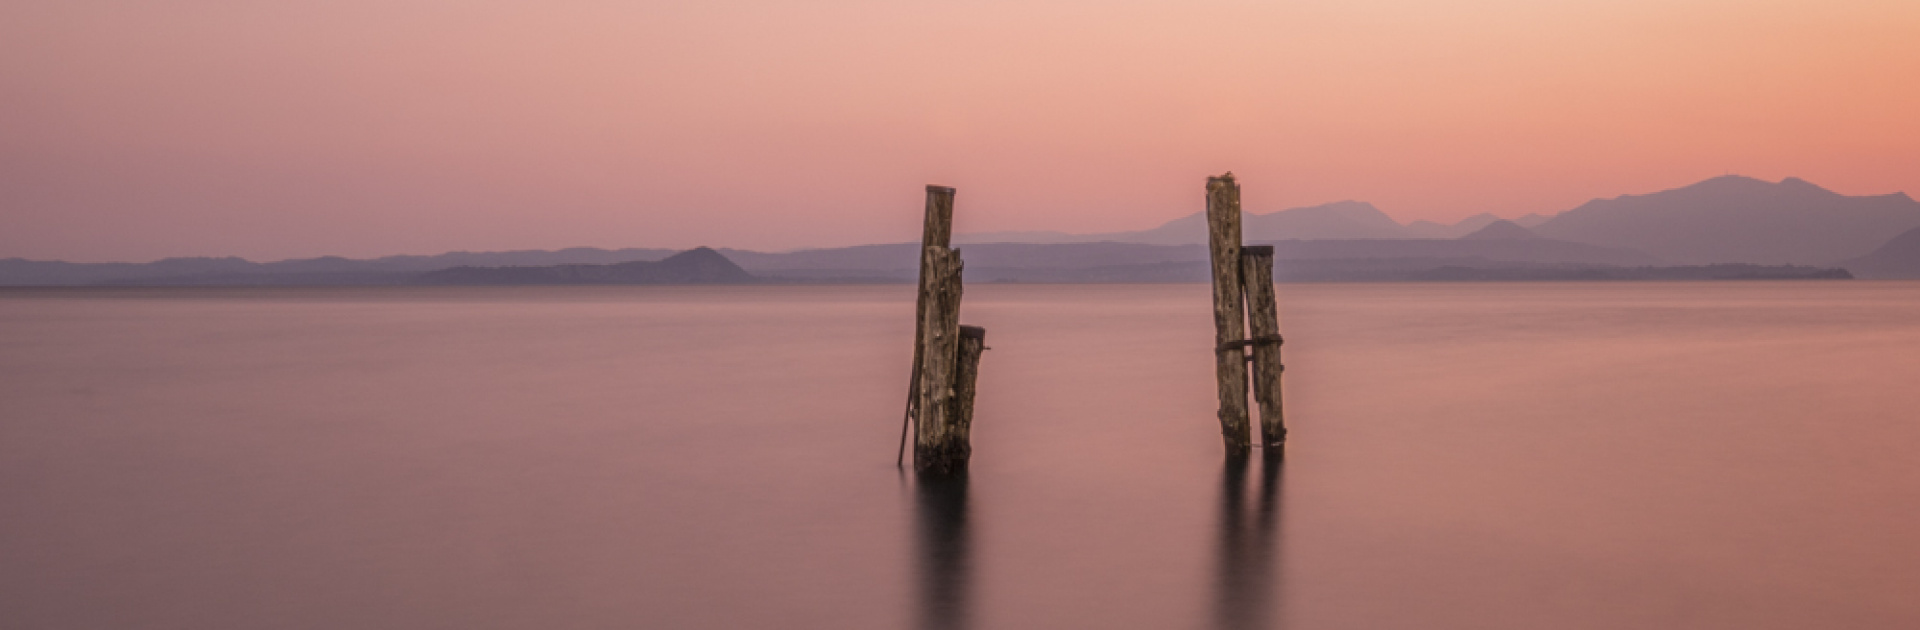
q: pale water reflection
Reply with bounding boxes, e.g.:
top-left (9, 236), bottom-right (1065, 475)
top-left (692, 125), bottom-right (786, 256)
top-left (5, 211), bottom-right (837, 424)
top-left (3, 283), bottom-right (1920, 629)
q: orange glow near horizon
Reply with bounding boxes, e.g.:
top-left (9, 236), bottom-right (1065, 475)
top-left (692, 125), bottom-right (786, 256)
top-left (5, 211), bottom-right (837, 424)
top-left (3, 0), bottom-right (1917, 261)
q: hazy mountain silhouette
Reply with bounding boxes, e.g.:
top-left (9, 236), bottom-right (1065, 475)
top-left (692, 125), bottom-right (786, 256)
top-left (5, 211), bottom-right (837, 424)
top-left (1513, 213), bottom-right (1554, 228)
top-left (1458, 219), bottom-right (1539, 240)
top-left (2, 239), bottom-right (1840, 286)
top-left (1842, 227), bottom-right (1920, 279)
top-left (1127, 204), bottom-right (1518, 242)
top-left (956, 176), bottom-right (1916, 265)
top-left (1533, 176), bottom-right (1920, 264)
top-left (1236, 201), bottom-right (1411, 241)
top-left (958, 201), bottom-right (1492, 244)
top-left (1407, 212), bottom-right (1504, 238)
top-left (3, 175), bottom-right (1904, 285)
top-left (3, 236), bottom-right (1662, 286)
top-left (417, 247), bottom-right (754, 285)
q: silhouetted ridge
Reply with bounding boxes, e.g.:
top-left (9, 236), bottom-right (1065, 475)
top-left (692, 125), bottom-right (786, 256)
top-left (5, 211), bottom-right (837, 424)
top-left (417, 247), bottom-right (756, 285)
top-left (1533, 176), bottom-right (1920, 264)
top-left (1842, 227), bottom-right (1920, 279)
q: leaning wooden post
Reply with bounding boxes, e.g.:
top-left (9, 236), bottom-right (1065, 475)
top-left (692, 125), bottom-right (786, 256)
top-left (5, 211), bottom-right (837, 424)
top-left (914, 247), bottom-right (967, 475)
top-left (1241, 245), bottom-right (1286, 448)
top-left (1206, 173), bottom-right (1252, 457)
top-left (899, 186), bottom-right (957, 467)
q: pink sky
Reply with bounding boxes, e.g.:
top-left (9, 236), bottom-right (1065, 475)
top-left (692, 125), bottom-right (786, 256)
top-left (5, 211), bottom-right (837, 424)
top-left (3, 0), bottom-right (1917, 261)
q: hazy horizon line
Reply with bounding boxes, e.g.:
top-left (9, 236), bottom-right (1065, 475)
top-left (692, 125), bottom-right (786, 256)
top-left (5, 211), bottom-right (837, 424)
top-left (7, 174), bottom-right (1907, 265)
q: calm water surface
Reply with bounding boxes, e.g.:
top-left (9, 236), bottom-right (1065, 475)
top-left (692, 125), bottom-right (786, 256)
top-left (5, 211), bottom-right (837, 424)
top-left (3, 283), bottom-right (1919, 629)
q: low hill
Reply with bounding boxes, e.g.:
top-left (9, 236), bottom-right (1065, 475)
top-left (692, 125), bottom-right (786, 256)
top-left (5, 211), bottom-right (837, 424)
top-left (0, 247), bottom-right (677, 286)
top-left (418, 247), bottom-right (754, 285)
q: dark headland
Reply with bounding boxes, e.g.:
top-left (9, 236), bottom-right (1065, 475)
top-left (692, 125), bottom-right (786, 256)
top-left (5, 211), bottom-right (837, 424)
top-left (416, 247), bottom-right (756, 285)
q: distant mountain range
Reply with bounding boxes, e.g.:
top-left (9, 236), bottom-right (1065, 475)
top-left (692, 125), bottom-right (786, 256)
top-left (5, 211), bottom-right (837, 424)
top-left (957, 175), bottom-right (1920, 269)
top-left (1532, 176), bottom-right (1920, 265)
top-left (1, 175), bottom-right (1913, 285)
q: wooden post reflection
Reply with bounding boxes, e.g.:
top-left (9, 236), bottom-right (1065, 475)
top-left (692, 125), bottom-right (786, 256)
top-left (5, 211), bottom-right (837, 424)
top-left (1214, 451), bottom-right (1284, 630)
top-left (915, 475), bottom-right (971, 630)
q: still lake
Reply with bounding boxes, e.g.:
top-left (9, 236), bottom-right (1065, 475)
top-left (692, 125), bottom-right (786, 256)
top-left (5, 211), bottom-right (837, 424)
top-left (3, 282), bottom-right (1919, 629)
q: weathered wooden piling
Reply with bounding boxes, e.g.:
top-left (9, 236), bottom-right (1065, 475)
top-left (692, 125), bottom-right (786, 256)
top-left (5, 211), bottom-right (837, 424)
top-left (915, 247), bottom-right (968, 475)
top-left (1240, 245), bottom-right (1286, 447)
top-left (946, 325), bottom-right (986, 466)
top-left (899, 186), bottom-right (957, 466)
top-left (1206, 173), bottom-right (1252, 456)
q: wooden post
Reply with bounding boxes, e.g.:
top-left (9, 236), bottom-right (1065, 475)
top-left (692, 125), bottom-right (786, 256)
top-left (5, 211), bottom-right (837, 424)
top-left (944, 325), bottom-right (986, 471)
top-left (1241, 245), bottom-right (1286, 448)
top-left (915, 246), bottom-right (967, 475)
top-left (1206, 173), bottom-right (1252, 456)
top-left (900, 186), bottom-right (957, 466)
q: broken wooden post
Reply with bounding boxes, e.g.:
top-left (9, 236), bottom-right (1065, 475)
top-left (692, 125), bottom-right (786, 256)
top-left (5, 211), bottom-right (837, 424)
top-left (1206, 173), bottom-right (1252, 457)
top-left (899, 186), bottom-right (957, 467)
top-left (915, 246), bottom-right (968, 475)
top-left (1240, 245), bottom-right (1286, 448)
top-left (945, 325), bottom-right (986, 469)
